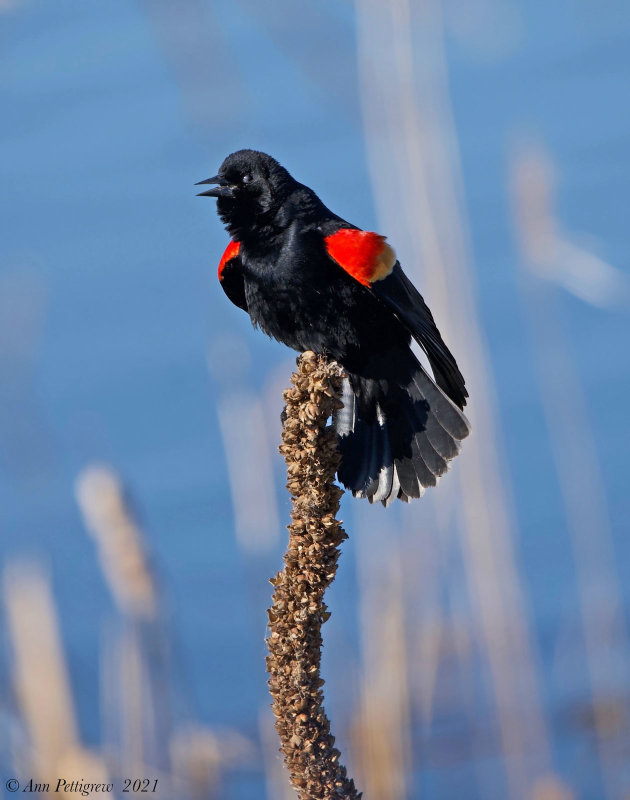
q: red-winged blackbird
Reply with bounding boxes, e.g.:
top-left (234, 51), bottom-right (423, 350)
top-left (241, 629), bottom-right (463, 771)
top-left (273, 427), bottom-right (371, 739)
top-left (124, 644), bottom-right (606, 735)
top-left (197, 150), bottom-right (470, 505)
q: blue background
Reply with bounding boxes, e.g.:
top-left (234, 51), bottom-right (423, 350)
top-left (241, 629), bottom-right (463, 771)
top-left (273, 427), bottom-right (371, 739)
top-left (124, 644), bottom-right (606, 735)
top-left (1, 1), bottom-right (630, 798)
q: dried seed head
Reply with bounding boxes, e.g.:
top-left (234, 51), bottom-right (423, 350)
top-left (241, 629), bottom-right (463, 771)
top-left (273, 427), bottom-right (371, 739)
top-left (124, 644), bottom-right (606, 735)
top-left (266, 353), bottom-right (360, 800)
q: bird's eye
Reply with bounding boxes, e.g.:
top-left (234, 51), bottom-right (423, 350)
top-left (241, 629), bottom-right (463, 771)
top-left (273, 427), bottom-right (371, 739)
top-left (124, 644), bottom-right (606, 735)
top-left (242, 173), bottom-right (253, 184)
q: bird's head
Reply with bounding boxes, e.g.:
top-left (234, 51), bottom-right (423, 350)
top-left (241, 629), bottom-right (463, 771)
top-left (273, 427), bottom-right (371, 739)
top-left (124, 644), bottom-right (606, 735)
top-left (196, 150), bottom-right (295, 240)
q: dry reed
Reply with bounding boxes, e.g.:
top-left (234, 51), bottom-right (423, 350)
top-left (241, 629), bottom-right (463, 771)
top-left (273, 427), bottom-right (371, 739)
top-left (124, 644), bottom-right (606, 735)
top-left (351, 545), bottom-right (411, 800)
top-left (355, 1), bottom-right (550, 792)
top-left (266, 351), bottom-right (361, 799)
top-left (75, 465), bottom-right (158, 620)
top-left (4, 563), bottom-right (109, 784)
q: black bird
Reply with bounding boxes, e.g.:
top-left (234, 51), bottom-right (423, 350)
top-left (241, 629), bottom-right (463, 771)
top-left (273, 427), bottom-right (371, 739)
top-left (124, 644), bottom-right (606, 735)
top-left (197, 149), bottom-right (470, 505)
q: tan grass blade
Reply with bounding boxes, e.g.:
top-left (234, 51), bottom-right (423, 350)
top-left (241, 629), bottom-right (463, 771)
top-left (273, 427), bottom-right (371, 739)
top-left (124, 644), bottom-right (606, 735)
top-left (355, 0), bottom-right (551, 792)
top-left (352, 542), bottom-right (411, 800)
top-left (170, 725), bottom-right (222, 800)
top-left (209, 335), bottom-right (280, 554)
top-left (75, 465), bottom-right (157, 620)
top-left (531, 775), bottom-right (575, 800)
top-left (4, 563), bottom-right (109, 788)
top-left (4, 563), bottom-right (79, 777)
top-left (512, 142), bottom-right (630, 797)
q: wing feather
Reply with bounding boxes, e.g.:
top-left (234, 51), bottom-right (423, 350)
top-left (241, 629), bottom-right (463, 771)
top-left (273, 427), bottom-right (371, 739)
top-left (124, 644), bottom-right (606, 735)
top-left (218, 240), bottom-right (247, 312)
top-left (323, 226), bottom-right (467, 409)
top-left (374, 264), bottom-right (468, 409)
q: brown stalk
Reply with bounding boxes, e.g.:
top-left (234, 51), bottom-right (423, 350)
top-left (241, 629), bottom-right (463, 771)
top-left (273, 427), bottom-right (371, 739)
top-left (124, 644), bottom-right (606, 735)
top-left (266, 351), bottom-right (361, 800)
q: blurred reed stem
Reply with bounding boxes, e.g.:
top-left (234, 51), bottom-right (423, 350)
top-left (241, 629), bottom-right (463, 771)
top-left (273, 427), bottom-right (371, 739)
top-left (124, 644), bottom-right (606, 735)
top-left (4, 563), bottom-right (109, 784)
top-left (4, 564), bottom-right (79, 777)
top-left (355, 0), bottom-right (551, 792)
top-left (512, 144), bottom-right (630, 796)
top-left (352, 544), bottom-right (411, 800)
top-left (75, 466), bottom-right (158, 621)
top-left (75, 465), bottom-right (172, 772)
top-left (266, 351), bottom-right (361, 799)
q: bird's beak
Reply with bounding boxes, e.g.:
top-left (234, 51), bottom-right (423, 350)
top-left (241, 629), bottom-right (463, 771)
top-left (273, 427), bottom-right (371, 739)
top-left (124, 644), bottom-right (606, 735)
top-left (195, 175), bottom-right (235, 198)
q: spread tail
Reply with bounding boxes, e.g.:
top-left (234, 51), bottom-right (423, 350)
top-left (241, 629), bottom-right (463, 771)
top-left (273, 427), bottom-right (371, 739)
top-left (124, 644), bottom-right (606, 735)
top-left (333, 355), bottom-right (470, 505)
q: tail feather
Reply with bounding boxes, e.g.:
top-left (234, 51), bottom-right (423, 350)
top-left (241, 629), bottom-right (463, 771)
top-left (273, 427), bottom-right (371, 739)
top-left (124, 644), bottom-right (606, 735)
top-left (410, 431), bottom-right (439, 488)
top-left (335, 377), bottom-right (356, 438)
top-left (385, 403), bottom-right (422, 500)
top-left (424, 422), bottom-right (462, 461)
top-left (414, 428), bottom-right (448, 476)
top-left (410, 369), bottom-right (471, 440)
top-left (334, 354), bottom-right (470, 505)
top-left (389, 465), bottom-right (401, 506)
top-left (370, 403), bottom-right (394, 505)
top-left (362, 422), bottom-right (382, 499)
top-left (395, 449), bottom-right (423, 500)
top-left (400, 404), bottom-right (435, 490)
top-left (344, 418), bottom-right (371, 495)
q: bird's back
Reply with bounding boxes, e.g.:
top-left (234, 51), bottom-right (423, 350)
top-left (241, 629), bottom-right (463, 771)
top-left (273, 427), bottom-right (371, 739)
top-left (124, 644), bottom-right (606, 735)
top-left (241, 217), bottom-right (409, 364)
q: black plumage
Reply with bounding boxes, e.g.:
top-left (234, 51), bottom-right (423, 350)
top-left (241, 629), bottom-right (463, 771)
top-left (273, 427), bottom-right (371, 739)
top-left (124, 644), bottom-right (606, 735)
top-left (198, 149), bottom-right (470, 505)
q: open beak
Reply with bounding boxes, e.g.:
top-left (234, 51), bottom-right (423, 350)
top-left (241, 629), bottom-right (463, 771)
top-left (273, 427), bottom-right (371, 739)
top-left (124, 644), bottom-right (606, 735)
top-left (195, 175), bottom-right (235, 198)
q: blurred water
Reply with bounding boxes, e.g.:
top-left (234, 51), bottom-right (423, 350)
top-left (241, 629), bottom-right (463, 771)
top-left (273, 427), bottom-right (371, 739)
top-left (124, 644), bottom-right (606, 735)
top-left (1, 1), bottom-right (630, 797)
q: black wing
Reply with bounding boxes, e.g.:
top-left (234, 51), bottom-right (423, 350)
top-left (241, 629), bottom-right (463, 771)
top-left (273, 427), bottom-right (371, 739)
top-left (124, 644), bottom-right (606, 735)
top-left (219, 249), bottom-right (248, 312)
top-left (373, 263), bottom-right (468, 409)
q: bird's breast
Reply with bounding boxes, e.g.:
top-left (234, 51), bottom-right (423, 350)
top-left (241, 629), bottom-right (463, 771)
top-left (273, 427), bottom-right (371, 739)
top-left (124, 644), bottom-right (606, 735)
top-left (240, 228), bottom-right (337, 352)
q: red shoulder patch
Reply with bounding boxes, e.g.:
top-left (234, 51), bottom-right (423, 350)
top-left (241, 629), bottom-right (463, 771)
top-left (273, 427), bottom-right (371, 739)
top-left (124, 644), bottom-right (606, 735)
top-left (218, 240), bottom-right (241, 280)
top-left (324, 229), bottom-right (396, 287)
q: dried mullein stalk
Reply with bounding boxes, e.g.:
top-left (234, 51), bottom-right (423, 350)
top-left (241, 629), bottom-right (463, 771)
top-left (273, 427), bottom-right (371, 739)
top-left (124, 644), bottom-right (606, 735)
top-left (266, 351), bottom-right (361, 800)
